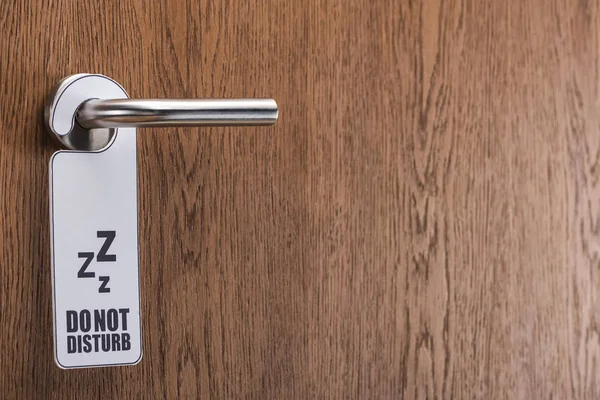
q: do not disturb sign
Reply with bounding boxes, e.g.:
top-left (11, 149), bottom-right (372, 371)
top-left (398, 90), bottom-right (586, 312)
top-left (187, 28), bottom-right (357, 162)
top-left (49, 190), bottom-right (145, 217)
top-left (49, 125), bottom-right (142, 369)
top-left (65, 308), bottom-right (133, 354)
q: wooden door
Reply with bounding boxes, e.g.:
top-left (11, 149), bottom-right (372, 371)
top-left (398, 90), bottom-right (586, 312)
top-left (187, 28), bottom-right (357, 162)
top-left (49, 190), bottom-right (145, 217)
top-left (1, 0), bottom-right (600, 398)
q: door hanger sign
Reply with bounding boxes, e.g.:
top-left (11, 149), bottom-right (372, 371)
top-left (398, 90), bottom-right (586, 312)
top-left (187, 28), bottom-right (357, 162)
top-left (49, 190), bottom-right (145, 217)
top-left (47, 75), bottom-right (142, 368)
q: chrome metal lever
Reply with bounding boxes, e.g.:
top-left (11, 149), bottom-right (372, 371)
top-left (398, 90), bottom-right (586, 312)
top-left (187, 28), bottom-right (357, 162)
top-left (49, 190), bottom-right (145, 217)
top-left (77, 99), bottom-right (278, 129)
top-left (45, 74), bottom-right (278, 151)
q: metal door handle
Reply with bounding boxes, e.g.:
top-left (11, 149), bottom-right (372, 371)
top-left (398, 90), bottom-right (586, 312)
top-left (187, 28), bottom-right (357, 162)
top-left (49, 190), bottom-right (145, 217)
top-left (45, 74), bottom-right (278, 151)
top-left (77, 99), bottom-right (278, 129)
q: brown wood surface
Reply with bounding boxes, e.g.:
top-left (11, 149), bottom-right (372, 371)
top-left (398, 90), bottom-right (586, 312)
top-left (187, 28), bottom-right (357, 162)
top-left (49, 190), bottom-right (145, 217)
top-left (1, 0), bottom-right (600, 398)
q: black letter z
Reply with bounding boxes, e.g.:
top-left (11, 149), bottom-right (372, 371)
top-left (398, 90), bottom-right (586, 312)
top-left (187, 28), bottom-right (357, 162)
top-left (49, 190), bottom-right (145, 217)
top-left (98, 276), bottom-right (110, 293)
top-left (97, 231), bottom-right (116, 262)
top-left (77, 252), bottom-right (95, 278)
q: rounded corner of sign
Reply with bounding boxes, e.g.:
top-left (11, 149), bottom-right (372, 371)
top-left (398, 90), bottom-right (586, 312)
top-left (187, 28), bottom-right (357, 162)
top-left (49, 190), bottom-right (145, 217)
top-left (54, 354), bottom-right (71, 370)
top-left (49, 150), bottom-right (67, 167)
top-left (130, 350), bottom-right (143, 366)
top-left (49, 150), bottom-right (60, 163)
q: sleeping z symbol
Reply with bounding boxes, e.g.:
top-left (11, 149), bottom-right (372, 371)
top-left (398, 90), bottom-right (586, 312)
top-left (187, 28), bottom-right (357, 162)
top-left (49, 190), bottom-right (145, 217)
top-left (77, 231), bottom-right (116, 293)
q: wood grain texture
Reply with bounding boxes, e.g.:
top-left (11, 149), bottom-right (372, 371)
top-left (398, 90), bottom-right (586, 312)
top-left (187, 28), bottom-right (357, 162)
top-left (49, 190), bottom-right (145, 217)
top-left (1, 0), bottom-right (600, 398)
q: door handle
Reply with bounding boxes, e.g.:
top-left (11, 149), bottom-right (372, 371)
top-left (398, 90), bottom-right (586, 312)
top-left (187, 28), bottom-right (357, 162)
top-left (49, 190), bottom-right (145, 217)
top-left (77, 99), bottom-right (278, 129)
top-left (45, 74), bottom-right (278, 151)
